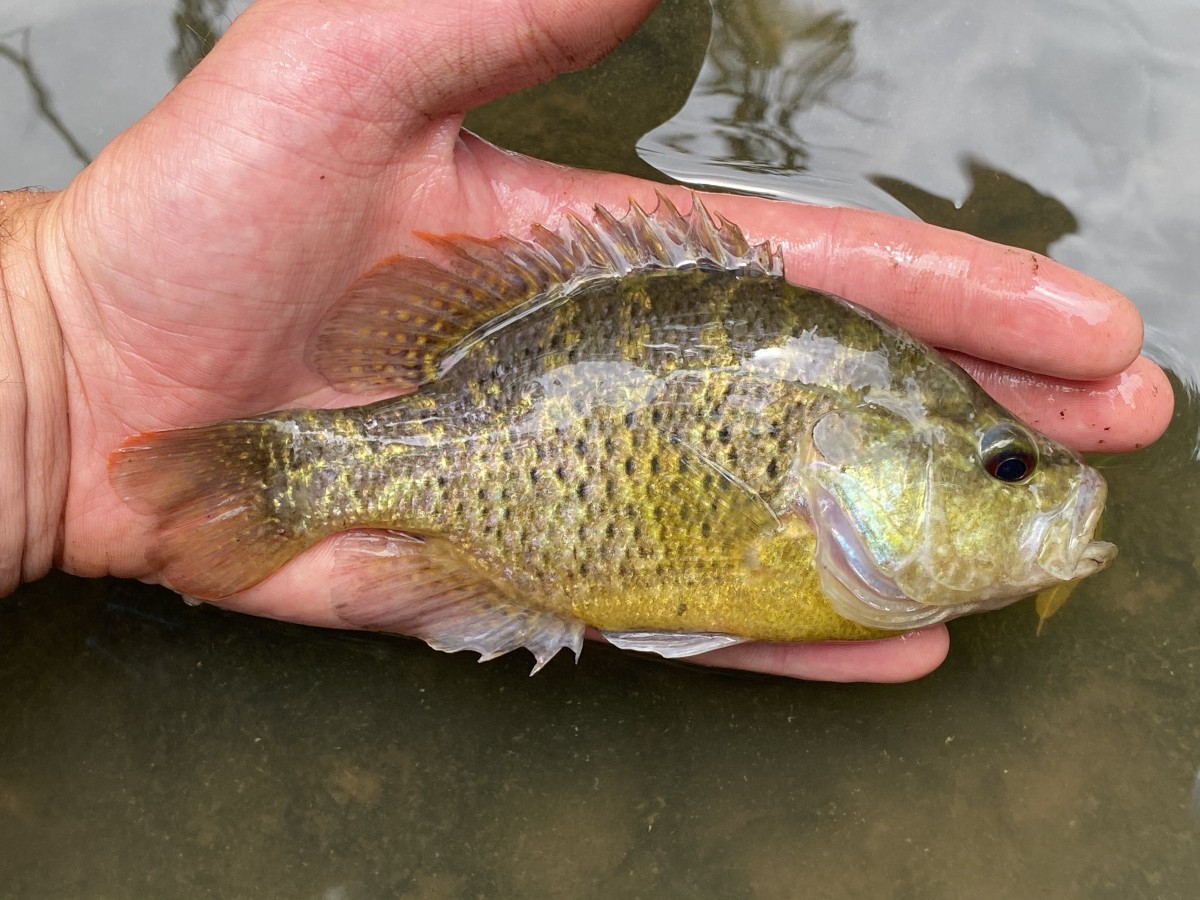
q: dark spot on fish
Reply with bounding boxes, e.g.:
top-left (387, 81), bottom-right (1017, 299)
top-left (575, 437), bottom-right (588, 457)
top-left (529, 468), bottom-right (540, 483)
top-left (555, 465), bottom-right (566, 481)
top-left (676, 602), bottom-right (687, 616)
top-left (604, 436), bottom-right (615, 455)
top-left (501, 446), bottom-right (513, 462)
top-left (577, 481), bottom-right (589, 500)
top-left (702, 473), bottom-right (714, 490)
top-left (624, 411), bottom-right (635, 429)
top-left (1059, 410), bottom-right (1066, 418)
top-left (727, 447), bottom-right (739, 465)
top-left (503, 506), bottom-right (512, 520)
top-left (718, 425), bottom-right (732, 443)
top-left (701, 522), bottom-right (711, 538)
top-left (633, 523), bottom-right (642, 541)
top-left (478, 487), bottom-right (487, 501)
top-left (677, 456), bottom-right (689, 473)
top-left (436, 475), bottom-right (447, 488)
top-left (605, 478), bottom-right (615, 499)
top-left (578, 561), bottom-right (589, 577)
top-left (767, 458), bottom-right (779, 478)
top-left (653, 505), bottom-right (664, 521)
top-left (650, 456), bottom-right (661, 475)
top-left (651, 408), bottom-right (663, 425)
top-left (625, 457), bottom-right (635, 476)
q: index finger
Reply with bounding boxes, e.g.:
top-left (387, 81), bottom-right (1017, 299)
top-left (487, 166), bottom-right (1143, 382)
top-left (703, 200), bottom-right (1141, 382)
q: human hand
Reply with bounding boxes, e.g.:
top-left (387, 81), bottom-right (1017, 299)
top-left (0, 0), bottom-right (1172, 682)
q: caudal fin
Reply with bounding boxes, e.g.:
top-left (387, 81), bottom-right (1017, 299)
top-left (109, 420), bottom-right (317, 599)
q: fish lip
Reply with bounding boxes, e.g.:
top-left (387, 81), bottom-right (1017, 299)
top-left (1063, 468), bottom-right (1116, 578)
top-left (1073, 540), bottom-right (1117, 578)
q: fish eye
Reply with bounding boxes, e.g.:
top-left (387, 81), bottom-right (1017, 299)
top-left (979, 424), bottom-right (1038, 484)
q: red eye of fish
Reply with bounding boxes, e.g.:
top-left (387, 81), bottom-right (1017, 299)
top-left (980, 425), bottom-right (1038, 484)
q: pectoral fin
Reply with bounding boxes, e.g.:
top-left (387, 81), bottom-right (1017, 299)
top-left (331, 531), bottom-right (584, 673)
top-left (600, 630), bottom-right (747, 657)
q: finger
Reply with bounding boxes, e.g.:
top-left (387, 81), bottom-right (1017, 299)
top-left (464, 151), bottom-right (1145, 382)
top-left (223, 0), bottom-right (660, 125)
top-left (682, 627), bottom-right (950, 683)
top-left (947, 352), bottom-right (1174, 452)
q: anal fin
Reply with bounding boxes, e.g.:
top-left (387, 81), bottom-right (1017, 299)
top-left (331, 531), bottom-right (583, 674)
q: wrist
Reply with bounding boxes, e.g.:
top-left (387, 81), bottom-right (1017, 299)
top-left (0, 190), bottom-right (68, 596)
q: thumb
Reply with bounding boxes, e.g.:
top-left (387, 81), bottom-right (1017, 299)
top-left (218, 0), bottom-right (661, 125)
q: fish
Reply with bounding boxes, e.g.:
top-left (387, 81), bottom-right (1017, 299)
top-left (110, 193), bottom-right (1117, 671)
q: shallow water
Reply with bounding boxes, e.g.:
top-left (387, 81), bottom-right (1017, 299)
top-left (2, 1), bottom-right (1199, 896)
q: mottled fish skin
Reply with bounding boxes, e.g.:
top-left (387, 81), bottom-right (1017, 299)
top-left (110, 194), bottom-right (1114, 668)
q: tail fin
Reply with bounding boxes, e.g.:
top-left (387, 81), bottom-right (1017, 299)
top-left (109, 420), bottom-right (318, 600)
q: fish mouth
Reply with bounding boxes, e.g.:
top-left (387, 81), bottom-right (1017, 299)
top-left (1073, 540), bottom-right (1117, 578)
top-left (1048, 466), bottom-right (1117, 581)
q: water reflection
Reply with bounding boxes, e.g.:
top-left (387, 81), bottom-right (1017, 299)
top-left (639, 0), bottom-right (915, 215)
top-left (687, 2), bottom-right (859, 175)
top-left (0, 29), bottom-right (92, 166)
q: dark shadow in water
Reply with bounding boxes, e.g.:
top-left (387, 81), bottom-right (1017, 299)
top-left (0, 29), bottom-right (92, 167)
top-left (873, 159), bottom-right (1079, 254)
top-left (464, 0), bottom-right (712, 180)
top-left (170, 0), bottom-right (233, 80)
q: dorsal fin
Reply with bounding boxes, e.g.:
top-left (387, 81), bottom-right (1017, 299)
top-left (307, 192), bottom-right (781, 393)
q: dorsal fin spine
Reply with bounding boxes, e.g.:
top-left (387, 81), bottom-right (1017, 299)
top-left (309, 193), bottom-right (782, 393)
